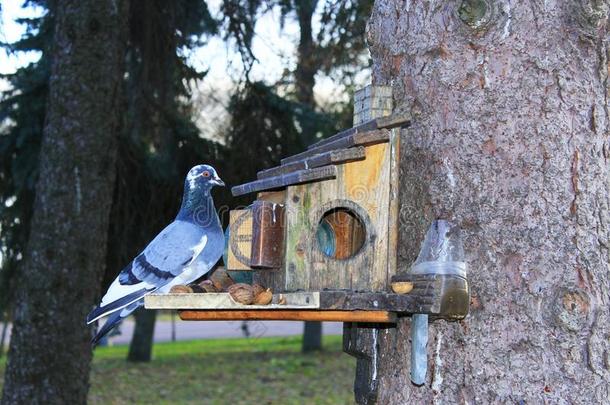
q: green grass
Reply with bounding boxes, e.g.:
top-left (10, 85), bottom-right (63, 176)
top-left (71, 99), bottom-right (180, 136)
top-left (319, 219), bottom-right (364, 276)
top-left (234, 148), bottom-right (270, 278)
top-left (1, 335), bottom-right (356, 404)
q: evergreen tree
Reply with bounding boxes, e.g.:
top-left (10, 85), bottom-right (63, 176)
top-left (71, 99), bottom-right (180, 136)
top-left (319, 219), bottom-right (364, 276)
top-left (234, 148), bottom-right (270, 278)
top-left (0, 0), bottom-right (53, 314)
top-left (224, 80), bottom-right (340, 206)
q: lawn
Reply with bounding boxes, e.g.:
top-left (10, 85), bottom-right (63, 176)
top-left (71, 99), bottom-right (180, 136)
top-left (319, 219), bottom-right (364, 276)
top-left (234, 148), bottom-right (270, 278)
top-left (0, 335), bottom-right (356, 404)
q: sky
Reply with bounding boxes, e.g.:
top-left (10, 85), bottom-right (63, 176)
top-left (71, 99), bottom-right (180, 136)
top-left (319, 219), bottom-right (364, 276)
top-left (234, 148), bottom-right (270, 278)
top-left (0, 1), bottom-right (44, 75)
top-left (0, 1), bottom-right (369, 117)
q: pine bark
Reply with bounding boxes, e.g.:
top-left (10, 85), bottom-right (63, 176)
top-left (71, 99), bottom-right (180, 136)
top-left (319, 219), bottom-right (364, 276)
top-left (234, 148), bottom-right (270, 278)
top-left (349, 0), bottom-right (610, 403)
top-left (1, 0), bottom-right (128, 403)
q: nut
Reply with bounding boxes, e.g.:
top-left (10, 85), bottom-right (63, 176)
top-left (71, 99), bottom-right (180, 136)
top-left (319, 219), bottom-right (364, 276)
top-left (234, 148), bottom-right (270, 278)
top-left (198, 280), bottom-right (219, 293)
top-left (252, 283), bottom-right (266, 296)
top-left (189, 284), bottom-right (206, 293)
top-left (169, 285), bottom-right (193, 294)
top-left (228, 283), bottom-right (254, 305)
top-left (391, 281), bottom-right (413, 294)
top-left (209, 267), bottom-right (235, 291)
top-left (253, 289), bottom-right (273, 305)
top-left (278, 294), bottom-right (287, 305)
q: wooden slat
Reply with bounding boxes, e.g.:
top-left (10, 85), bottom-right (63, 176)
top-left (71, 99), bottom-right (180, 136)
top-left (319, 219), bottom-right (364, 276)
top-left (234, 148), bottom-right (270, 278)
top-left (256, 190), bottom-right (286, 204)
top-left (250, 201), bottom-right (285, 268)
top-left (179, 310), bottom-right (397, 323)
top-left (257, 147), bottom-right (366, 180)
top-left (281, 129), bottom-right (389, 165)
top-left (252, 191), bottom-right (287, 290)
top-left (387, 127), bottom-right (402, 288)
top-left (231, 166), bottom-right (337, 197)
top-left (376, 112), bottom-right (411, 129)
top-left (226, 209), bottom-right (253, 270)
top-left (307, 120), bottom-right (376, 150)
top-left (144, 292), bottom-right (320, 309)
top-left (306, 111), bottom-right (411, 150)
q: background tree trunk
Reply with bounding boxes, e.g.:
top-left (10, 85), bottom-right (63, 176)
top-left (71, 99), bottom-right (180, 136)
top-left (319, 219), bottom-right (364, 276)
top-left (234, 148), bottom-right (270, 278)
top-left (127, 308), bottom-right (157, 362)
top-left (294, 0), bottom-right (318, 106)
top-left (302, 320), bottom-right (323, 352)
top-left (349, 0), bottom-right (610, 403)
top-left (0, 313), bottom-right (7, 358)
top-left (1, 0), bottom-right (128, 403)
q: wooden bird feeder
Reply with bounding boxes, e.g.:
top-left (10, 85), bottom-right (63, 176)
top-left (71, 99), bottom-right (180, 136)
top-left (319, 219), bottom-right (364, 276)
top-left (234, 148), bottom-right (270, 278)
top-left (145, 85), bottom-right (469, 324)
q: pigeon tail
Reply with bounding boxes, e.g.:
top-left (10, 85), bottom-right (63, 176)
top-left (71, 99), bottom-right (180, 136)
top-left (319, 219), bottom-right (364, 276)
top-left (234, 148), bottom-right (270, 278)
top-left (91, 301), bottom-right (140, 346)
top-left (87, 287), bottom-right (151, 324)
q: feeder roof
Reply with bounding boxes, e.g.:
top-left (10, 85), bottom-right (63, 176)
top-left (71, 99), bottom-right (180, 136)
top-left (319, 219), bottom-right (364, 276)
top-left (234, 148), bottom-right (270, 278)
top-left (231, 111), bottom-right (410, 197)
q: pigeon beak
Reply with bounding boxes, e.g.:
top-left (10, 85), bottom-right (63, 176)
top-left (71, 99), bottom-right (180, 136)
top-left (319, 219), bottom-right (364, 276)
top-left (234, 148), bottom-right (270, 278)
top-left (211, 176), bottom-right (225, 187)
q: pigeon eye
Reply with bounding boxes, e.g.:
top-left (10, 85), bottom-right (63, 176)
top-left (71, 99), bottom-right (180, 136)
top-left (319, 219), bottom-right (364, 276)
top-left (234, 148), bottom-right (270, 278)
top-left (202, 171), bottom-right (210, 178)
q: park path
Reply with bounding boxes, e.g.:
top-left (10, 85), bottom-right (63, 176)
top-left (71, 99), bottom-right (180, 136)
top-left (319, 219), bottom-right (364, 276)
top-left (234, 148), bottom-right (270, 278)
top-left (109, 319), bottom-right (343, 345)
top-left (0, 320), bottom-right (343, 347)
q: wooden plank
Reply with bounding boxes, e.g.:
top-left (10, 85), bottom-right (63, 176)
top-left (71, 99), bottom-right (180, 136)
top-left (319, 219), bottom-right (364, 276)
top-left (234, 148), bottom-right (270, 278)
top-left (252, 191), bottom-right (287, 291)
top-left (250, 201), bottom-right (285, 268)
top-left (256, 190), bottom-right (286, 204)
top-left (231, 166), bottom-right (337, 197)
top-left (179, 310), bottom-right (397, 323)
top-left (318, 290), bottom-right (437, 314)
top-left (386, 127), bottom-right (401, 286)
top-left (144, 292), bottom-right (320, 310)
top-left (307, 121), bottom-right (376, 150)
top-left (226, 209), bottom-right (253, 270)
top-left (281, 129), bottom-right (389, 165)
top-left (306, 111), bottom-right (410, 151)
top-left (257, 147), bottom-right (366, 180)
top-left (376, 112), bottom-right (411, 129)
top-left (227, 210), bottom-right (253, 271)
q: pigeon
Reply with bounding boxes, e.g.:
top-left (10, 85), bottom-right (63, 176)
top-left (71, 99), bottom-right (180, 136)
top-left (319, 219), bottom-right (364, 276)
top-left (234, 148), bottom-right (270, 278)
top-left (87, 164), bottom-right (225, 345)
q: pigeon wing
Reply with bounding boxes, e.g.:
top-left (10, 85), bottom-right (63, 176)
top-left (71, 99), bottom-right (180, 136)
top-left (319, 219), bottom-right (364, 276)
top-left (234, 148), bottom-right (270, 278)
top-left (86, 220), bottom-right (208, 324)
top-left (118, 220), bottom-right (207, 286)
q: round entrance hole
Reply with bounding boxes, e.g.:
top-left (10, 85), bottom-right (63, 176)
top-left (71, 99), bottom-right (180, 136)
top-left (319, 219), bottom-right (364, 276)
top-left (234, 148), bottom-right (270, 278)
top-left (316, 207), bottom-right (366, 260)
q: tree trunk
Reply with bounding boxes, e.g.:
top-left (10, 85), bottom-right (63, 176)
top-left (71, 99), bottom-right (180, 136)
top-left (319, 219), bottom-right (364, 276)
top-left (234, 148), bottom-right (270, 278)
top-left (127, 308), bottom-right (156, 362)
top-left (302, 320), bottom-right (323, 352)
top-left (0, 314), bottom-right (7, 358)
top-left (294, 0), bottom-right (318, 107)
top-left (1, 1), bottom-right (128, 403)
top-left (349, 1), bottom-right (610, 403)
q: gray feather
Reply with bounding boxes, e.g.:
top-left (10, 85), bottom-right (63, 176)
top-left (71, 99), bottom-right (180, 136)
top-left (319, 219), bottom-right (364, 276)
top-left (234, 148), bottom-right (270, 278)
top-left (118, 220), bottom-right (208, 286)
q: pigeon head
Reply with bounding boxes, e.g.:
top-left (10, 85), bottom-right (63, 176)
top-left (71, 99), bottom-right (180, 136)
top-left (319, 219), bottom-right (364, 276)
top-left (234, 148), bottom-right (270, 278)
top-left (178, 164), bottom-right (224, 224)
top-left (185, 164), bottom-right (225, 190)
